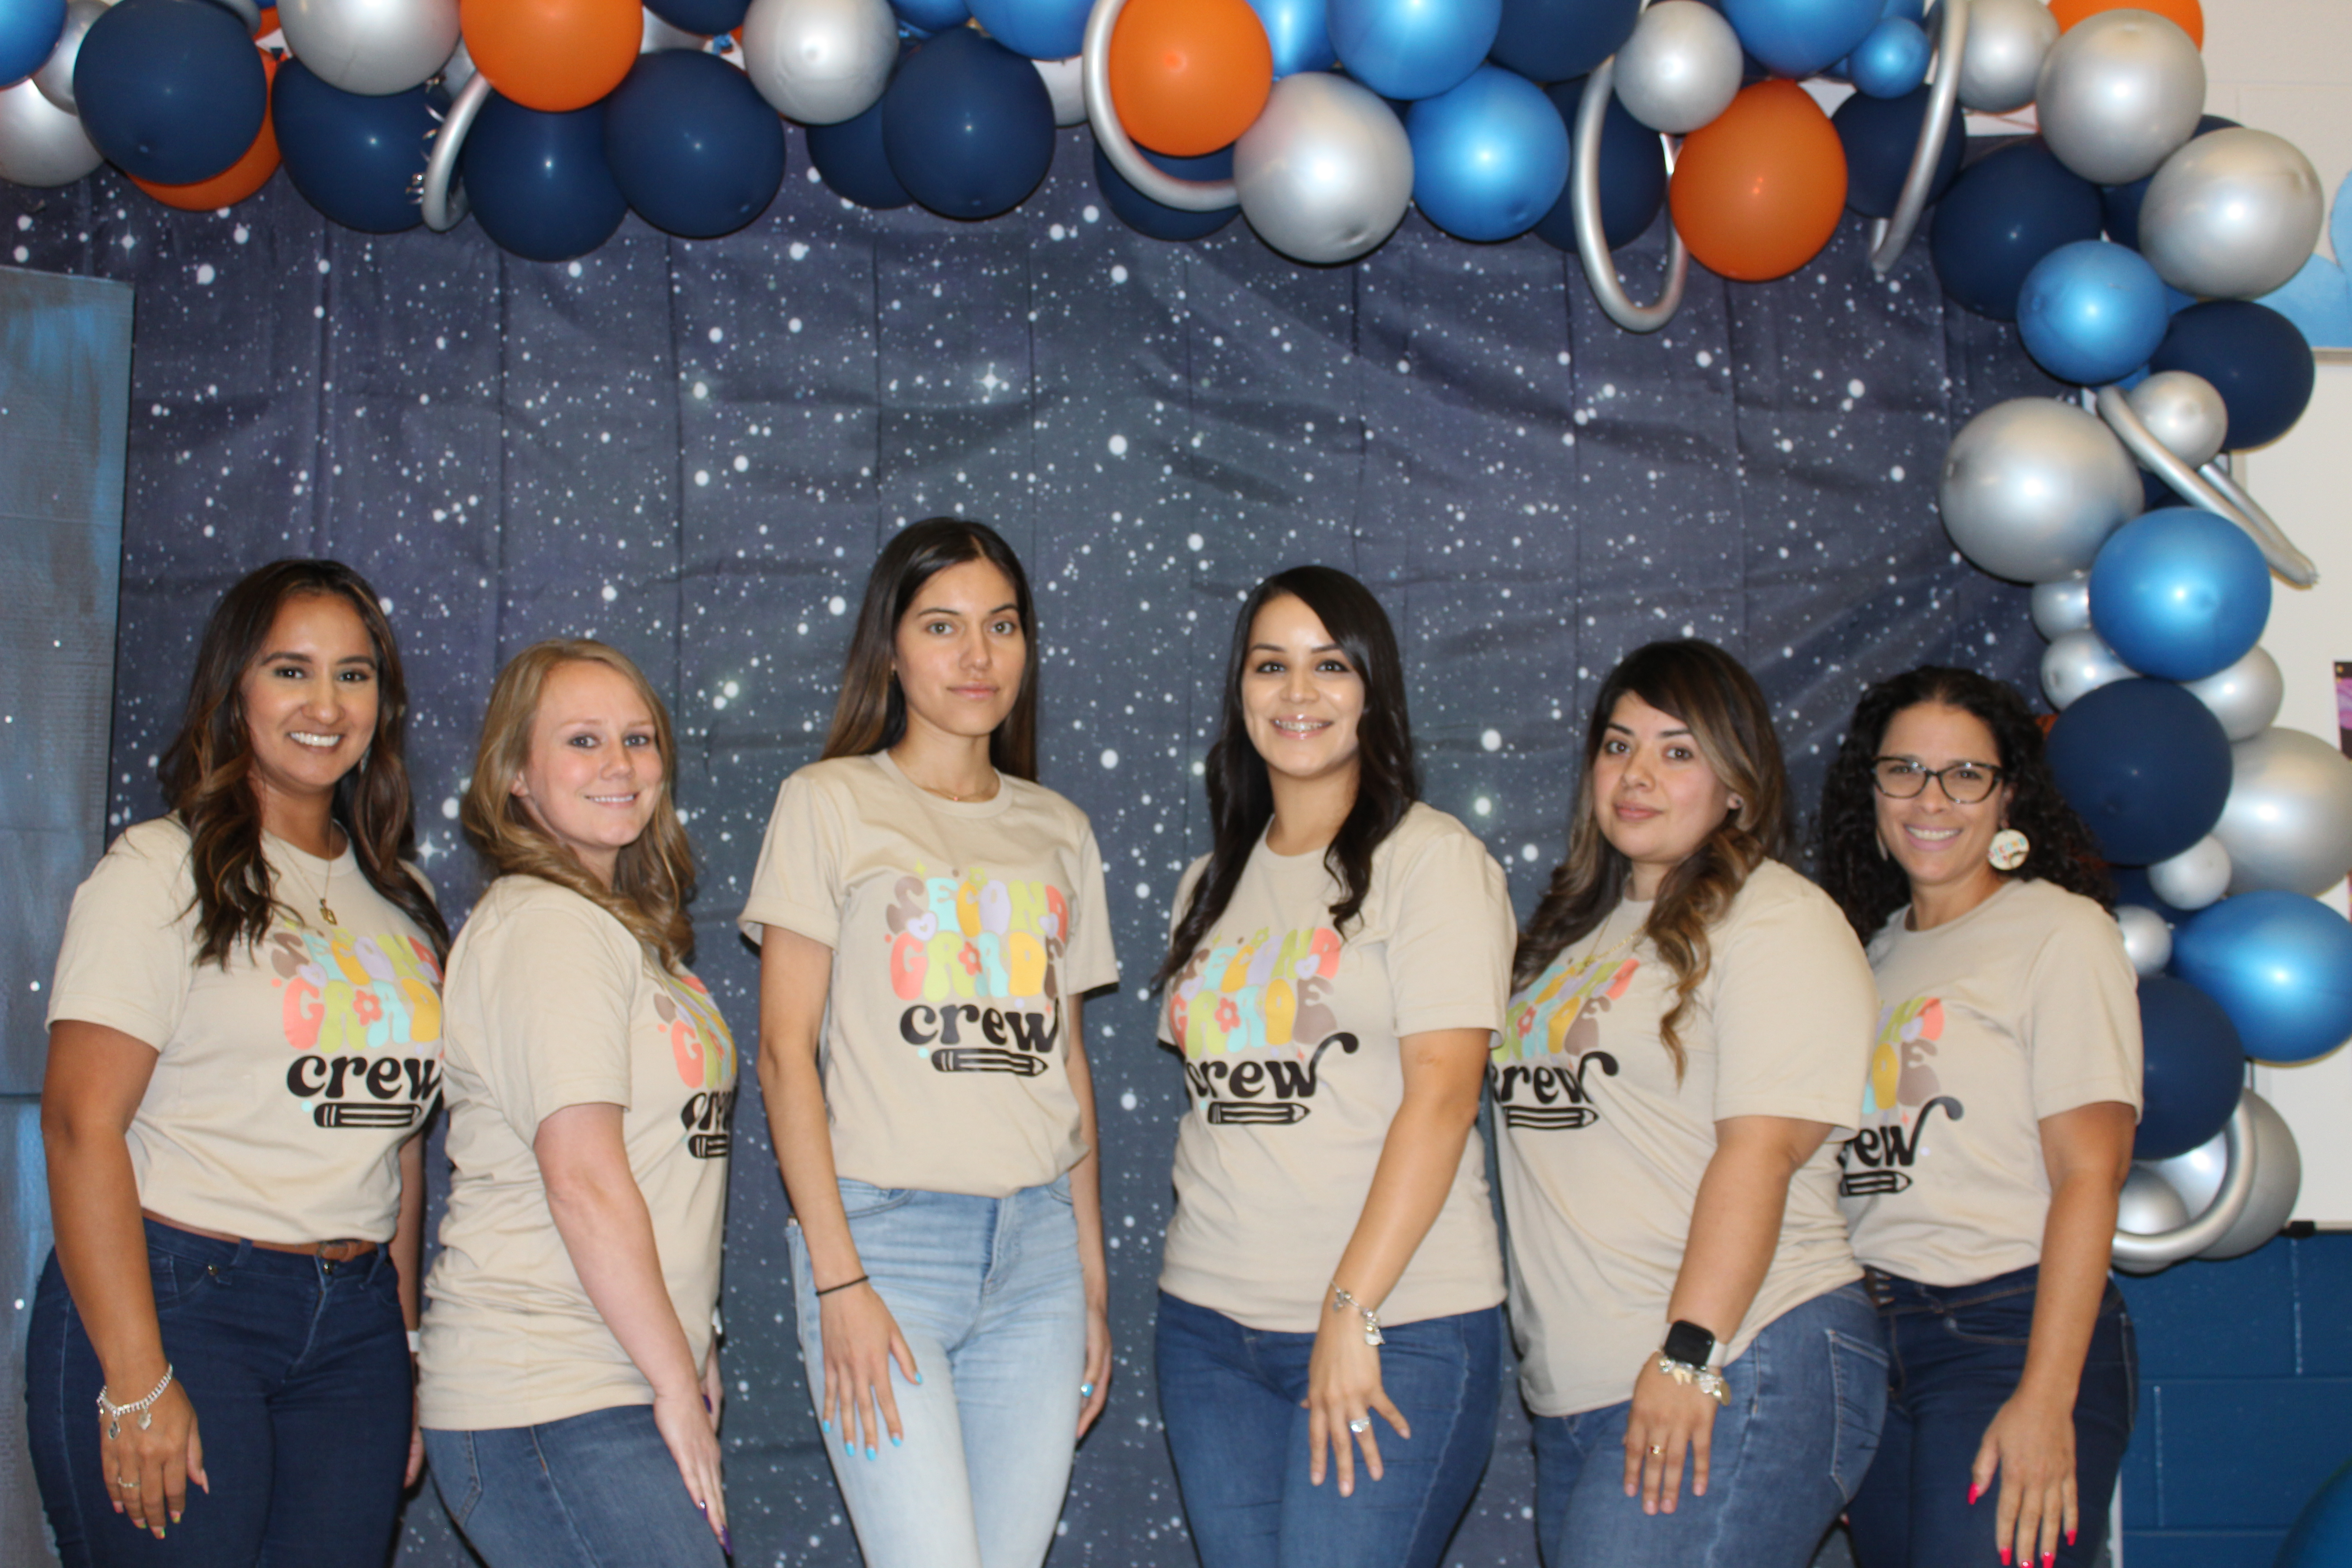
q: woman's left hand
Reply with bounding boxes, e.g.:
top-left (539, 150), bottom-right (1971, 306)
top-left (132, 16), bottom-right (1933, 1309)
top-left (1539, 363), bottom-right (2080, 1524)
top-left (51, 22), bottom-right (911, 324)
top-left (1623, 1355), bottom-right (1720, 1515)
top-left (1303, 1308), bottom-right (1408, 1497)
top-left (1076, 1302), bottom-right (1111, 1439)
top-left (1975, 1388), bottom-right (2078, 1568)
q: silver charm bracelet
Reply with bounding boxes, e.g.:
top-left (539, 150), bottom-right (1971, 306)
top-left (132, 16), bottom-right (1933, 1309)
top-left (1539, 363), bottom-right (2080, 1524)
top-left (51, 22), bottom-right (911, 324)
top-left (98, 1364), bottom-right (174, 1440)
top-left (1331, 1284), bottom-right (1385, 1348)
top-left (1654, 1353), bottom-right (1728, 1405)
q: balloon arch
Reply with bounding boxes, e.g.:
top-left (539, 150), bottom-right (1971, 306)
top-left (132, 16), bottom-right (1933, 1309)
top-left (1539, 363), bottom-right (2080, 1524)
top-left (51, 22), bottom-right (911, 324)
top-left (3, 0), bottom-right (2347, 1265)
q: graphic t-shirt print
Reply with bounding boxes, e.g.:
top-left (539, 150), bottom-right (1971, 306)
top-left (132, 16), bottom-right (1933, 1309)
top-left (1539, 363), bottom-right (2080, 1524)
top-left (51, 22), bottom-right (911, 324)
top-left (662, 970), bottom-right (737, 1159)
top-left (1166, 923), bottom-right (1352, 1125)
top-left (268, 916), bottom-right (444, 1130)
top-left (1839, 995), bottom-right (1963, 1196)
top-left (1489, 950), bottom-right (1641, 1130)
top-left (885, 864), bottom-right (1071, 1076)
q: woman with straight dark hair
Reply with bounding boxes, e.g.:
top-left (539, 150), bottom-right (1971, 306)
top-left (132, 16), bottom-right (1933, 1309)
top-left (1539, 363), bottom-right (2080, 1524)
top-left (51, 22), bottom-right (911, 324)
top-left (1153, 565), bottom-right (1514, 1568)
top-left (1815, 667), bottom-right (2138, 1568)
top-left (1496, 639), bottom-right (1883, 1568)
top-left (29, 559), bottom-right (447, 1566)
top-left (744, 519), bottom-right (1118, 1568)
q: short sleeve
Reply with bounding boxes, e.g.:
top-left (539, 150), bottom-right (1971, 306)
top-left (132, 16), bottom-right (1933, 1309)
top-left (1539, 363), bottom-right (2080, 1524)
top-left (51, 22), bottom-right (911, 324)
top-left (1710, 875), bottom-right (1877, 1132)
top-left (738, 768), bottom-right (846, 949)
top-left (470, 899), bottom-right (638, 1143)
top-left (2021, 904), bottom-right (2143, 1120)
top-left (46, 827), bottom-right (194, 1051)
top-left (1385, 823), bottom-right (1514, 1039)
top-left (1062, 825), bottom-right (1121, 997)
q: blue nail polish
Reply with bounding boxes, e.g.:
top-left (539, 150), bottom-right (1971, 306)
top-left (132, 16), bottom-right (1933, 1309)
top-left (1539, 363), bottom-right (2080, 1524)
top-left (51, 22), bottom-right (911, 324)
top-left (913, 1372), bottom-right (923, 1385)
top-left (891, 1434), bottom-right (902, 1447)
top-left (843, 1438), bottom-right (855, 1457)
top-left (865, 1445), bottom-right (877, 1461)
top-left (820, 1418), bottom-right (831, 1434)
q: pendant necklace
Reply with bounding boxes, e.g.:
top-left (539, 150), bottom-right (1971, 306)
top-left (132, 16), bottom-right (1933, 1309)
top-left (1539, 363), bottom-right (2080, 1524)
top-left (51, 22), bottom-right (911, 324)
top-left (283, 833), bottom-right (341, 929)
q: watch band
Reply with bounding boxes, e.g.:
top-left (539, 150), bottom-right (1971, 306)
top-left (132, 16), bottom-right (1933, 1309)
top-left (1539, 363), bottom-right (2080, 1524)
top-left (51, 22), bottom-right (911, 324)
top-left (1662, 1319), bottom-right (1717, 1369)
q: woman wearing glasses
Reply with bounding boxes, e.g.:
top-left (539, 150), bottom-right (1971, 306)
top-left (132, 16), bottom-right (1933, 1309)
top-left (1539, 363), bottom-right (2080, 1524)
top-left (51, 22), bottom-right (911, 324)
top-left (1814, 667), bottom-right (2140, 1568)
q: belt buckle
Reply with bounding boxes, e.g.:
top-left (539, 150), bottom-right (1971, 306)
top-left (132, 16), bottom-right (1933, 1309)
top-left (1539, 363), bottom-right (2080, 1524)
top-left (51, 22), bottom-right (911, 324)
top-left (318, 1238), bottom-right (367, 1265)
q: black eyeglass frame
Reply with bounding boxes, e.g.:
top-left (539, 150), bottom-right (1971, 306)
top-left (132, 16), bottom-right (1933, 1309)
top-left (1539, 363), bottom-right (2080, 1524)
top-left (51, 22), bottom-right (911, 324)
top-left (1868, 757), bottom-right (2007, 804)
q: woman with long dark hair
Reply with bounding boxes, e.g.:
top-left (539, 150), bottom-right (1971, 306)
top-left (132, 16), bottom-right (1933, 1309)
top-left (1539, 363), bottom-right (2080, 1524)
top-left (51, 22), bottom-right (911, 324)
top-left (1814, 667), bottom-right (2138, 1568)
top-left (419, 639), bottom-right (735, 1566)
top-left (28, 559), bottom-right (447, 1565)
top-left (743, 519), bottom-right (1118, 1568)
top-left (1496, 639), bottom-right (1883, 1568)
top-left (1152, 566), bottom-right (1513, 1568)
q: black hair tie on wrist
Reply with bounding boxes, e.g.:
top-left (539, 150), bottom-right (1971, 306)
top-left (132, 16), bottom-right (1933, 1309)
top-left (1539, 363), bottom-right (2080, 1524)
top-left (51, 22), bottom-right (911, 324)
top-left (814, 1274), bottom-right (869, 1298)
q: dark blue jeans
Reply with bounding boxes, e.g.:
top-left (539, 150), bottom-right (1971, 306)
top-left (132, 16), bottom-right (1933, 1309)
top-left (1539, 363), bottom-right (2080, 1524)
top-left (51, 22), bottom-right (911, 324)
top-left (24, 1220), bottom-right (412, 1568)
top-left (1846, 1265), bottom-right (2136, 1568)
top-left (1156, 1290), bottom-right (1503, 1568)
top-left (1531, 1282), bottom-right (1888, 1568)
top-left (424, 1404), bottom-right (726, 1568)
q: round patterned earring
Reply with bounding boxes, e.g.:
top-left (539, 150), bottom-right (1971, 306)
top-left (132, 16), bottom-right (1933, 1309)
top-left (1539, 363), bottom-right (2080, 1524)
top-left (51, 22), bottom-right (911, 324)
top-left (1988, 827), bottom-right (2030, 871)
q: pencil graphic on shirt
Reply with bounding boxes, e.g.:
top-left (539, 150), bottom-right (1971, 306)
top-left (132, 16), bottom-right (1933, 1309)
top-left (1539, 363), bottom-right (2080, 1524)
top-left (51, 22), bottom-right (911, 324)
top-left (928, 1049), bottom-right (1049, 1076)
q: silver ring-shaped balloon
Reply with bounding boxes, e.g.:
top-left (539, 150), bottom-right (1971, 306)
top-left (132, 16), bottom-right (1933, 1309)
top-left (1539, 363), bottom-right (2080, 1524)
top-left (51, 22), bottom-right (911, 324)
top-left (2094, 383), bottom-right (2320, 586)
top-left (1081, 0), bottom-right (1237, 213)
top-left (1572, 55), bottom-right (1687, 333)
top-left (1868, 0), bottom-right (1968, 274)
top-left (419, 70), bottom-right (490, 234)
top-left (2110, 1094), bottom-right (2260, 1269)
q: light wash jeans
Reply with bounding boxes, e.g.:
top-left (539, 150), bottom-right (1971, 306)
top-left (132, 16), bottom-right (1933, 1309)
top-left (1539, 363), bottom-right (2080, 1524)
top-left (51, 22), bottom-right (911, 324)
top-left (789, 1173), bottom-right (1086, 1568)
top-left (423, 1405), bottom-right (727, 1568)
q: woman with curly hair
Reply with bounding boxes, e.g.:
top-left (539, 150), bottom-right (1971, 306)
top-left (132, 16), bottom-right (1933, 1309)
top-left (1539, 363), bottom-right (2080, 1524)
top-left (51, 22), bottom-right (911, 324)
top-left (29, 559), bottom-right (447, 1565)
top-left (1497, 639), bottom-right (1883, 1568)
top-left (1814, 666), bottom-right (2139, 1568)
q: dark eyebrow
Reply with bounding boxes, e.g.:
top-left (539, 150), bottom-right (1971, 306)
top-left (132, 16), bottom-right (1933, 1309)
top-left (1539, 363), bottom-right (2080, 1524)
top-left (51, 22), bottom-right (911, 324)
top-left (916, 601), bottom-right (1021, 618)
top-left (1249, 641), bottom-right (1346, 656)
top-left (1605, 721), bottom-right (1690, 737)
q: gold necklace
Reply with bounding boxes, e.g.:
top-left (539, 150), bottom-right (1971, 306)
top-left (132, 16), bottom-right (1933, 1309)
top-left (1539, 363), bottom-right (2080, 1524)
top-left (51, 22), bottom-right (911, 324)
top-left (280, 834), bottom-right (342, 930)
top-left (1573, 923), bottom-right (1642, 973)
top-left (892, 747), bottom-right (1000, 803)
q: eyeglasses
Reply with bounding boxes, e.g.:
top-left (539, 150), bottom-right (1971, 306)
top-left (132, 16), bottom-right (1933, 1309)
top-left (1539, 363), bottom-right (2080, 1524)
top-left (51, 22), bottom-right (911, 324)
top-left (1871, 757), bottom-right (2004, 804)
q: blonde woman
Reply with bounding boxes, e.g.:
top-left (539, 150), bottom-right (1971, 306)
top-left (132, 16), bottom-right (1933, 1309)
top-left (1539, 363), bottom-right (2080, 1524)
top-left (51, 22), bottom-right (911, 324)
top-left (419, 640), bottom-right (736, 1567)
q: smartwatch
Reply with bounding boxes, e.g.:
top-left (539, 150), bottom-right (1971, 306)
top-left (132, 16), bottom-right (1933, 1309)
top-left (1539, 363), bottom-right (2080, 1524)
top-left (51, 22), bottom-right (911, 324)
top-left (1663, 1319), bottom-right (1720, 1369)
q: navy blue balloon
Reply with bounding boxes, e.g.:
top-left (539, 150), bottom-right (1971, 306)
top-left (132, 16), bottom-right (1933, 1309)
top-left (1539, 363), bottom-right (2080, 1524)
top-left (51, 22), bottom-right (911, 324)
top-left (646, 0), bottom-right (750, 33)
top-left (272, 60), bottom-right (438, 233)
top-left (604, 50), bottom-right (785, 240)
top-left (1094, 141), bottom-right (1237, 242)
top-left (74, 0), bottom-right (265, 186)
top-left (2174, 892), bottom-right (2352, 1064)
top-left (1247, 0), bottom-right (1337, 76)
top-left (968, 0), bottom-right (1091, 60)
top-left (2147, 300), bottom-right (2316, 452)
top-left (891, 0), bottom-right (969, 32)
top-left (1532, 74), bottom-right (1665, 252)
top-left (2133, 974), bottom-right (2244, 1160)
top-left (461, 93), bottom-right (626, 265)
top-left (808, 92), bottom-right (911, 209)
top-left (1406, 64), bottom-right (1567, 242)
top-left (882, 28), bottom-right (1052, 220)
top-left (2048, 677), bottom-right (2233, 867)
top-left (1489, 0), bottom-right (1639, 83)
top-left (1834, 83), bottom-right (1962, 219)
top-left (1930, 138), bottom-right (2104, 322)
top-left (0, 0), bottom-right (64, 88)
top-left (2087, 508), bottom-right (2271, 682)
top-left (1722, 0), bottom-right (1877, 77)
top-left (2102, 113), bottom-right (2235, 249)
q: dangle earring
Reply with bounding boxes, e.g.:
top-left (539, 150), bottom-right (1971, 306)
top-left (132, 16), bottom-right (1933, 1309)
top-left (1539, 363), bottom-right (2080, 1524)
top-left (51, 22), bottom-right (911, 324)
top-left (1988, 826), bottom-right (2029, 871)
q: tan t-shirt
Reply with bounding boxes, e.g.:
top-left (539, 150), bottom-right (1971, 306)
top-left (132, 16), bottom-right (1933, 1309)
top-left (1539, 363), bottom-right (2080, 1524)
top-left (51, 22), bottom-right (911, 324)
top-left (738, 753), bottom-right (1119, 1199)
top-left (46, 818), bottom-right (444, 1244)
top-left (1494, 860), bottom-right (1876, 1418)
top-left (1840, 877), bottom-right (2142, 1287)
top-left (419, 876), bottom-right (737, 1431)
top-left (1157, 804), bottom-right (1512, 1333)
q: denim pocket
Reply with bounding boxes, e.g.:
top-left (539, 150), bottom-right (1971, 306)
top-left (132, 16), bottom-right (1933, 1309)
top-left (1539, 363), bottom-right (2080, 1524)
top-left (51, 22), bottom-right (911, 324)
top-left (836, 1177), bottom-right (913, 1220)
top-left (1941, 1287), bottom-right (2036, 1347)
top-left (431, 1431), bottom-right (483, 1529)
top-left (1043, 1172), bottom-right (1074, 1205)
top-left (1826, 1328), bottom-right (1891, 1500)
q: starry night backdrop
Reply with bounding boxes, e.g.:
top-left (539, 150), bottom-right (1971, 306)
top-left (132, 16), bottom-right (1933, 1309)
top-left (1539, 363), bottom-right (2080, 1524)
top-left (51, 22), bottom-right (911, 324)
top-left (6, 121), bottom-right (2060, 1567)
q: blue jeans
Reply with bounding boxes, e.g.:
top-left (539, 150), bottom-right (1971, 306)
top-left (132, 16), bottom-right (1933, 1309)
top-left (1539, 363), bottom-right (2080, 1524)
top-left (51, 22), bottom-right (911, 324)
top-left (423, 1405), bottom-right (726, 1568)
top-left (1156, 1289), bottom-right (1504, 1568)
top-left (1846, 1265), bottom-right (2136, 1568)
top-left (788, 1174), bottom-right (1086, 1568)
top-left (23, 1220), bottom-right (412, 1568)
top-left (1531, 1282), bottom-right (1887, 1568)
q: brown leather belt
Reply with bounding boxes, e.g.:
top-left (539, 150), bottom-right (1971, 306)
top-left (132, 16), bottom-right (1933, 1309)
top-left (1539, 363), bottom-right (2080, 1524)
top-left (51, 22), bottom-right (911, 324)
top-left (143, 1210), bottom-right (379, 1262)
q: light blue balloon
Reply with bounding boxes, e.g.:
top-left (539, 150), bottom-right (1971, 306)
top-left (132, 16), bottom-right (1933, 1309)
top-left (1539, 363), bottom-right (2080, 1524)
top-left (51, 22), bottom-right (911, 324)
top-left (1328, 0), bottom-right (1499, 101)
top-left (2018, 240), bottom-right (2173, 386)
top-left (966, 0), bottom-right (1090, 60)
top-left (1406, 64), bottom-right (1566, 242)
top-left (2173, 891), bottom-right (2352, 1063)
top-left (1848, 15), bottom-right (1929, 97)
top-left (1247, 0), bottom-right (1337, 78)
top-left (1722, 0), bottom-right (1879, 78)
top-left (2088, 507), bottom-right (2271, 682)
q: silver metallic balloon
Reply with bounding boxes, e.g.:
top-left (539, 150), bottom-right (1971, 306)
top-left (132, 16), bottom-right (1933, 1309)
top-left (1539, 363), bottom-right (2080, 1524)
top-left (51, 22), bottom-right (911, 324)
top-left (2117, 904), bottom-right (2173, 976)
top-left (1940, 397), bottom-right (2143, 584)
top-left (1235, 72), bottom-right (1412, 267)
top-left (279, 0), bottom-right (459, 96)
top-left (2150, 834), bottom-right (2232, 910)
top-left (1612, 0), bottom-right (1741, 136)
top-left (2034, 9), bottom-right (2204, 187)
top-left (642, 11), bottom-right (706, 49)
top-left (2215, 726), bottom-right (2352, 897)
top-left (0, 77), bottom-right (101, 187)
top-left (2041, 627), bottom-right (2135, 709)
top-left (1034, 54), bottom-right (1084, 127)
top-left (2150, 1088), bottom-right (2301, 1260)
top-left (1956, 0), bottom-right (2055, 114)
top-left (741, 0), bottom-right (895, 125)
top-left (2126, 370), bottom-right (2228, 470)
top-left (2184, 645), bottom-right (2283, 742)
top-left (33, 0), bottom-right (108, 116)
top-left (2139, 127), bottom-right (2325, 301)
top-left (2116, 1163), bottom-right (2191, 1242)
top-left (2031, 573), bottom-right (2092, 639)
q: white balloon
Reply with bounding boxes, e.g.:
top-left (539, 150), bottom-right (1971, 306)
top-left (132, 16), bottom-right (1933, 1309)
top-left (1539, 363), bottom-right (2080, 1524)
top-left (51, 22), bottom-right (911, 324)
top-left (2033, 9), bottom-right (2204, 186)
top-left (0, 77), bottom-right (101, 188)
top-left (34, 0), bottom-right (108, 116)
top-left (740, 0), bottom-right (897, 125)
top-left (1939, 397), bottom-right (2142, 584)
top-left (2184, 645), bottom-right (2283, 742)
top-left (2117, 904), bottom-right (2172, 975)
top-left (2031, 573), bottom-right (2091, 640)
top-left (2125, 370), bottom-right (2228, 470)
top-left (2148, 834), bottom-right (2232, 910)
top-left (2117, 1164), bottom-right (2190, 1236)
top-left (1034, 54), bottom-right (1084, 127)
top-left (278, 0), bottom-right (461, 97)
top-left (1235, 73), bottom-right (1413, 267)
top-left (1957, 0), bottom-right (2056, 114)
top-left (1612, 0), bottom-right (1742, 135)
top-left (2041, 628), bottom-right (2134, 710)
top-left (2215, 726), bottom-right (2352, 897)
top-left (2140, 127), bottom-right (2326, 302)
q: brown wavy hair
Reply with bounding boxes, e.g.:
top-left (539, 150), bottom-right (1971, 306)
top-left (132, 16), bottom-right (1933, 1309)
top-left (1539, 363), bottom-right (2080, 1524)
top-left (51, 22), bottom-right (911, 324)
top-left (460, 640), bottom-right (698, 972)
top-left (158, 560), bottom-right (446, 968)
top-left (1514, 640), bottom-right (1788, 1078)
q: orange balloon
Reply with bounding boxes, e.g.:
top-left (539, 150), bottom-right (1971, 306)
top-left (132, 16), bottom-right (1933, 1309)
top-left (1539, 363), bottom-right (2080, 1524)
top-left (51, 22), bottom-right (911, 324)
top-left (1108, 0), bottom-right (1272, 158)
top-left (1669, 80), bottom-right (1847, 284)
top-left (134, 51), bottom-right (280, 211)
top-left (255, 5), bottom-right (277, 36)
top-left (2050, 0), bottom-right (2201, 47)
top-left (461, 0), bottom-right (642, 113)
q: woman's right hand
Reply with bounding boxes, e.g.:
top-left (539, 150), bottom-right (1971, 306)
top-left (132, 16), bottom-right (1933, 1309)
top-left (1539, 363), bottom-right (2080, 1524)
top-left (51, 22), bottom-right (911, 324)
top-left (651, 1383), bottom-right (726, 1547)
top-left (99, 1377), bottom-right (205, 1539)
top-left (818, 1281), bottom-right (918, 1459)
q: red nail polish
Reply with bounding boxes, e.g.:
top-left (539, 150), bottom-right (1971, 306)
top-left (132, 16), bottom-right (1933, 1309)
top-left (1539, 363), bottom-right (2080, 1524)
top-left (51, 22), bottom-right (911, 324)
top-left (1968, 1483), bottom-right (1982, 1506)
top-left (2042, 1553), bottom-right (2055, 1568)
top-left (2067, 1530), bottom-right (2077, 1548)
top-left (1999, 1550), bottom-right (2011, 1567)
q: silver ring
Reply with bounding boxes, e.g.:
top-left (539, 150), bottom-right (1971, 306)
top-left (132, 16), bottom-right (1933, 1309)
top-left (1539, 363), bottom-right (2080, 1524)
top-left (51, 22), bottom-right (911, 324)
top-left (1347, 1416), bottom-right (1371, 1434)
top-left (1648, 1444), bottom-right (1665, 1456)
top-left (118, 1478), bottom-right (138, 1489)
